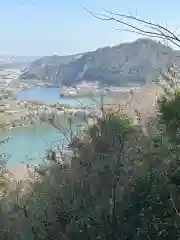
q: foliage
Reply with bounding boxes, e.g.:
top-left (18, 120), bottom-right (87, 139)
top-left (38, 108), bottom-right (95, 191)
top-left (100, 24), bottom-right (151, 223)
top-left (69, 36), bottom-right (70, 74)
top-left (158, 92), bottom-right (180, 142)
top-left (158, 65), bottom-right (180, 143)
top-left (2, 67), bottom-right (180, 239)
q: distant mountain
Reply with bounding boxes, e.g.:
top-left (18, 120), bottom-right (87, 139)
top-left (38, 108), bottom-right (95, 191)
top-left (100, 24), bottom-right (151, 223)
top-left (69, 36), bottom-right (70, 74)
top-left (29, 54), bottom-right (84, 70)
top-left (20, 39), bottom-right (180, 86)
top-left (0, 56), bottom-right (40, 69)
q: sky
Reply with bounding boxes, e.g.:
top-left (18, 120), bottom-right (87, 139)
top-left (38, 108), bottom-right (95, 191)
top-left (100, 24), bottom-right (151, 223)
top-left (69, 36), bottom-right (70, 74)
top-left (0, 0), bottom-right (180, 56)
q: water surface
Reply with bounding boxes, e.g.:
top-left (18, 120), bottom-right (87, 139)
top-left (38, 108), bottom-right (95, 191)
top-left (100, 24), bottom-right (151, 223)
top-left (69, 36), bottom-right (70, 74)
top-left (1, 87), bottom-right (128, 167)
top-left (0, 124), bottom-right (64, 167)
top-left (16, 87), bottom-right (111, 107)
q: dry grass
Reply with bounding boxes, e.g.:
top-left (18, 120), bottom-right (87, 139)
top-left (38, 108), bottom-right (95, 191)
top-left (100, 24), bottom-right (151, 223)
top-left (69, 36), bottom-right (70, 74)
top-left (112, 83), bottom-right (165, 126)
top-left (9, 164), bottom-right (29, 181)
top-left (0, 114), bottom-right (14, 126)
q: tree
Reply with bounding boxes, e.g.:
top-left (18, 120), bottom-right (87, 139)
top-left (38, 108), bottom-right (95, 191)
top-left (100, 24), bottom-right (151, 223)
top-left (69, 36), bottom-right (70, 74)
top-left (85, 8), bottom-right (180, 49)
top-left (3, 7), bottom-right (180, 240)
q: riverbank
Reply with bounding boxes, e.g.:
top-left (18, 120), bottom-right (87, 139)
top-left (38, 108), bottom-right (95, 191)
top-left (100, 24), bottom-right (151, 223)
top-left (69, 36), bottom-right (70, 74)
top-left (0, 84), bottom-right (142, 173)
top-left (0, 98), bottom-right (52, 129)
top-left (1, 81), bottom-right (139, 131)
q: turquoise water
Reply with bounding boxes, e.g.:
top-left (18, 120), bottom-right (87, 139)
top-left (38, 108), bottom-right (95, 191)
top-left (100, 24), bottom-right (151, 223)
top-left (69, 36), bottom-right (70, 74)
top-left (0, 124), bottom-right (63, 167)
top-left (0, 121), bottom-right (83, 168)
top-left (0, 87), bottom-right (114, 167)
top-left (16, 87), bottom-right (110, 107)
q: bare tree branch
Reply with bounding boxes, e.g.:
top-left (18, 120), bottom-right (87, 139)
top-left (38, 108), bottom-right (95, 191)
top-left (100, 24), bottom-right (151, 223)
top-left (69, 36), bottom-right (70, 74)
top-left (83, 6), bottom-right (180, 49)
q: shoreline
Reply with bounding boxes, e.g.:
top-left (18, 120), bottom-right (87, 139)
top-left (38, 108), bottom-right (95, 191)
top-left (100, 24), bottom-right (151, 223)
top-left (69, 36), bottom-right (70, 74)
top-left (1, 84), bottom-right (143, 181)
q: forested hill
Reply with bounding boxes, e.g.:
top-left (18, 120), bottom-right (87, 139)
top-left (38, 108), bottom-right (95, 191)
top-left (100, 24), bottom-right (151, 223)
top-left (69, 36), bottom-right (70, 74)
top-left (20, 38), bottom-right (180, 86)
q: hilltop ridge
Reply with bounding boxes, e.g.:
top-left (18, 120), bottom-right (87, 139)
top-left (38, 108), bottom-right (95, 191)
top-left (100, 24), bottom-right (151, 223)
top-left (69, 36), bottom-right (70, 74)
top-left (20, 38), bottom-right (180, 86)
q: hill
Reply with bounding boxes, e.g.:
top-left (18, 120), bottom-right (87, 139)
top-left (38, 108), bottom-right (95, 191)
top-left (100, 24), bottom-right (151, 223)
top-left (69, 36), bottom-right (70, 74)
top-left (20, 38), bottom-right (180, 86)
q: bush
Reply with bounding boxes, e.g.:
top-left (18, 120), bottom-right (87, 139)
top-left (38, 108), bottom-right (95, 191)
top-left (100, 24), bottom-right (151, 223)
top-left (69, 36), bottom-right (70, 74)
top-left (1, 81), bottom-right (180, 239)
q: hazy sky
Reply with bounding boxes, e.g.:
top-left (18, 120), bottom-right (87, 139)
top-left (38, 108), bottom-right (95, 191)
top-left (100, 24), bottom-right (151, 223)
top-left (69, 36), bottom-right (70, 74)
top-left (0, 0), bottom-right (179, 56)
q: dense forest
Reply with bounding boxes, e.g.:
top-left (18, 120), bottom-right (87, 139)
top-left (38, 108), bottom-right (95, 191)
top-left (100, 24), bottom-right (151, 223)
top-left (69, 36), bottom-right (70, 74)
top-left (1, 65), bottom-right (180, 239)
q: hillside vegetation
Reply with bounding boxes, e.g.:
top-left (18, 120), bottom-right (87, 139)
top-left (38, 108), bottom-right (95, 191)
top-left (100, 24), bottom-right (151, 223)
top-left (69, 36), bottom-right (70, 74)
top-left (21, 38), bottom-right (180, 86)
top-left (1, 67), bottom-right (180, 239)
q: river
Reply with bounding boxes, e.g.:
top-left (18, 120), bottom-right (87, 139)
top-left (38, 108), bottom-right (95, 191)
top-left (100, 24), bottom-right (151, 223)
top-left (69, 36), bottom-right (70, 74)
top-left (16, 87), bottom-right (110, 106)
top-left (0, 87), bottom-right (115, 167)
